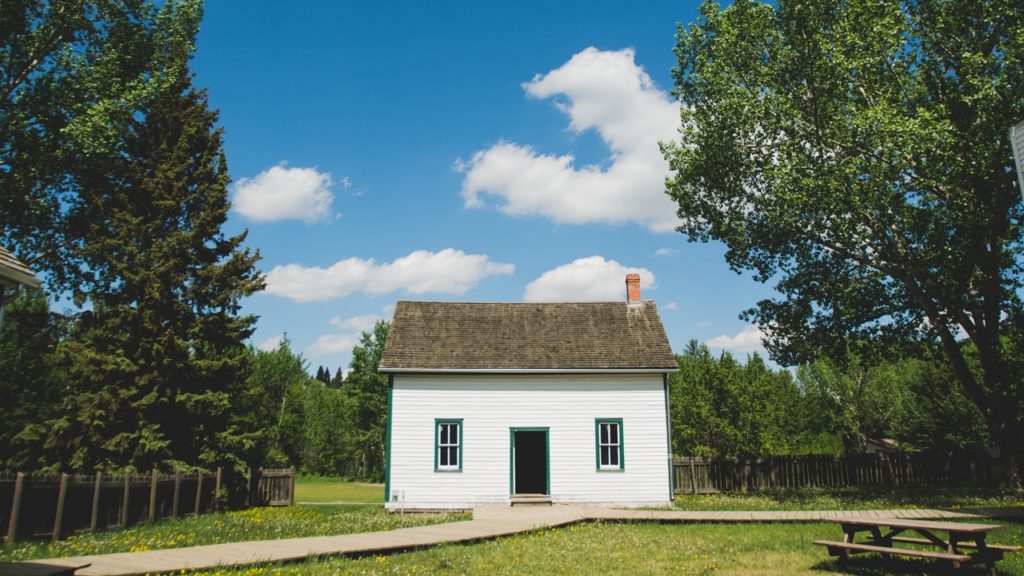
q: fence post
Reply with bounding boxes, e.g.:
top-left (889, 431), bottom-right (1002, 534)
top-left (248, 468), bottom-right (261, 507)
top-left (194, 470), bottom-right (204, 516)
top-left (246, 467), bottom-right (254, 507)
top-left (5, 472), bottom-right (25, 544)
top-left (90, 471), bottom-right (102, 531)
top-left (120, 471), bottom-right (130, 527)
top-left (148, 469), bottom-right (158, 523)
top-left (214, 467), bottom-right (222, 512)
top-left (689, 458), bottom-right (697, 495)
top-left (172, 471), bottom-right (181, 519)
top-left (52, 472), bottom-right (69, 541)
top-left (289, 467), bottom-right (295, 506)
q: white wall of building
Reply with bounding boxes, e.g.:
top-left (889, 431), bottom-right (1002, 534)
top-left (386, 374), bottom-right (672, 510)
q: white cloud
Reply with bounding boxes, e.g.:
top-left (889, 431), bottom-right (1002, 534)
top-left (257, 335), bottom-right (283, 351)
top-left (233, 163), bottom-right (334, 223)
top-left (306, 332), bottom-right (362, 358)
top-left (524, 256), bottom-right (654, 302)
top-left (654, 247), bottom-right (679, 257)
top-left (266, 248), bottom-right (515, 303)
top-left (662, 301), bottom-right (678, 310)
top-left (705, 325), bottom-right (766, 354)
top-left (459, 47), bottom-right (681, 232)
top-left (330, 314), bottom-right (381, 332)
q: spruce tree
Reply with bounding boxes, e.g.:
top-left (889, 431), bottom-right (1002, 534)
top-left (49, 66), bottom-right (263, 472)
top-left (330, 367), bottom-right (344, 389)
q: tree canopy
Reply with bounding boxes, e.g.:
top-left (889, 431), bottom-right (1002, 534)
top-left (664, 0), bottom-right (1024, 481)
top-left (1, 0), bottom-right (205, 292)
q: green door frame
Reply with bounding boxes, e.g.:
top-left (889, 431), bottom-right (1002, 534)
top-left (509, 427), bottom-right (550, 496)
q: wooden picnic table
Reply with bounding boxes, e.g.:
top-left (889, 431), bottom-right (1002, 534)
top-left (814, 516), bottom-right (1020, 575)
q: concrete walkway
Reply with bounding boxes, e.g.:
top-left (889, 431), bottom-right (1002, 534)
top-left (3, 506), bottom-right (1021, 576)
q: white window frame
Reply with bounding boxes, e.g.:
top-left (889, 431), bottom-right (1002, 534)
top-left (435, 419), bottom-right (462, 471)
top-left (596, 418), bottom-right (624, 471)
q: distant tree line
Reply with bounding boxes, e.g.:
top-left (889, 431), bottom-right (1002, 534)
top-left (669, 340), bottom-right (992, 460)
top-left (247, 324), bottom-right (390, 481)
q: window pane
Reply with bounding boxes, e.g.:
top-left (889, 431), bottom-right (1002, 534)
top-left (609, 423), bottom-right (619, 445)
top-left (451, 424), bottom-right (458, 445)
top-left (600, 424), bottom-right (608, 444)
top-left (448, 446), bottom-right (458, 467)
top-left (609, 446), bottom-right (619, 466)
top-left (600, 445), bottom-right (609, 466)
top-left (441, 424), bottom-right (449, 445)
top-left (440, 446), bottom-right (449, 466)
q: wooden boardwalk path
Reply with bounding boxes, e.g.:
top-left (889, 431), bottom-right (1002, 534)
top-left (2, 506), bottom-right (1021, 576)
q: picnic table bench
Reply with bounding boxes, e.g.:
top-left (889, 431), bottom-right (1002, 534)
top-left (813, 517), bottom-right (1020, 575)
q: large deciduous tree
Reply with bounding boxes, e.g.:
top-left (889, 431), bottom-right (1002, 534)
top-left (1, 0), bottom-right (204, 291)
top-left (664, 0), bottom-right (1024, 481)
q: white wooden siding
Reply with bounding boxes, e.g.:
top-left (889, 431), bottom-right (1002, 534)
top-left (386, 374), bottom-right (671, 510)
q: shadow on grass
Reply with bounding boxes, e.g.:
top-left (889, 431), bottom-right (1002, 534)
top-left (813, 556), bottom-right (999, 575)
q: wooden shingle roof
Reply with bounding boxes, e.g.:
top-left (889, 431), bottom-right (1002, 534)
top-left (0, 245), bottom-right (41, 288)
top-left (379, 301), bottom-right (677, 373)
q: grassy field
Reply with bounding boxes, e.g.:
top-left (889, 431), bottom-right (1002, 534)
top-left (187, 519), bottom-right (1024, 575)
top-left (674, 486), bottom-right (1024, 512)
top-left (294, 478), bottom-right (384, 504)
top-left (0, 478), bottom-right (462, 563)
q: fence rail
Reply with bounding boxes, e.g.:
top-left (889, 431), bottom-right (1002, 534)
top-left (673, 453), bottom-right (985, 494)
top-left (2, 466), bottom-right (298, 543)
top-left (1, 469), bottom-right (221, 544)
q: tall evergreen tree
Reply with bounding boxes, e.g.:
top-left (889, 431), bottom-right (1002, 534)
top-left (330, 367), bottom-right (344, 389)
top-left (48, 65), bottom-right (263, 472)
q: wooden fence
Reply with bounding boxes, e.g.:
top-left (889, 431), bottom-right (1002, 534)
top-left (673, 453), bottom-right (984, 494)
top-left (1, 469), bottom-right (220, 543)
top-left (249, 468), bottom-right (295, 507)
top-left (1, 466), bottom-right (299, 543)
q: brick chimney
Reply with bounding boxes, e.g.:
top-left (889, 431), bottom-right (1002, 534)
top-left (625, 273), bottom-right (641, 305)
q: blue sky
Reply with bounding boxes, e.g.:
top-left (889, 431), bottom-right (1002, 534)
top-left (191, 0), bottom-right (775, 374)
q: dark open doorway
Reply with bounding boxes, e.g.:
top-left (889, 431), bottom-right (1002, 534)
top-left (512, 429), bottom-right (548, 495)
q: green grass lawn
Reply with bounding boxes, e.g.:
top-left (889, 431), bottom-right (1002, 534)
top-left (294, 478), bottom-right (383, 504)
top-left (674, 486), bottom-right (1024, 512)
top-left (186, 519), bottom-right (1024, 575)
top-left (0, 477), bottom-right (461, 563)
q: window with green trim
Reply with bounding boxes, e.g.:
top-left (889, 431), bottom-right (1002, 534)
top-left (596, 419), bottom-right (623, 470)
top-left (435, 419), bottom-right (462, 471)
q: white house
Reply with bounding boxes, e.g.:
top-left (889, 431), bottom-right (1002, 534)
top-left (379, 274), bottom-right (678, 510)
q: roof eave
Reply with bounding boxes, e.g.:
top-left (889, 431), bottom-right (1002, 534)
top-left (0, 268), bottom-right (41, 289)
top-left (378, 367), bottom-right (679, 375)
